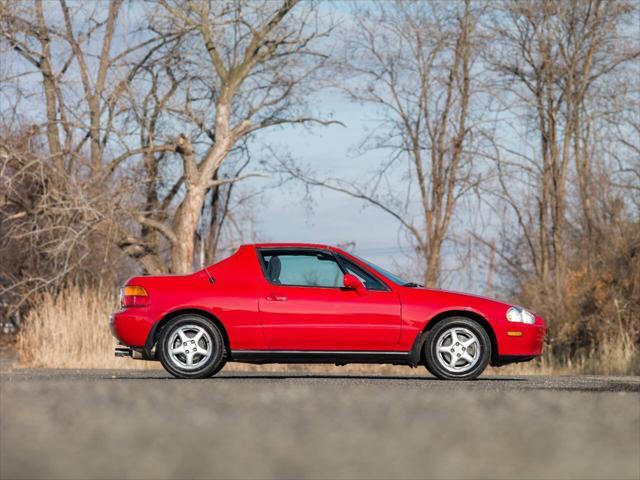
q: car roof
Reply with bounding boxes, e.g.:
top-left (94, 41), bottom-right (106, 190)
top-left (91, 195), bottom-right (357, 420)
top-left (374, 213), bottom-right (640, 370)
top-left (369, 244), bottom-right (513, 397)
top-left (250, 242), bottom-right (339, 250)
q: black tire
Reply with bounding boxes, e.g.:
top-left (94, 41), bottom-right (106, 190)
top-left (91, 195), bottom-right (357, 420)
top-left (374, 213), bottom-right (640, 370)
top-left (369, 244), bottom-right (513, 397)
top-left (424, 316), bottom-right (491, 380)
top-left (209, 360), bottom-right (226, 377)
top-left (157, 315), bottom-right (225, 379)
top-left (423, 354), bottom-right (439, 378)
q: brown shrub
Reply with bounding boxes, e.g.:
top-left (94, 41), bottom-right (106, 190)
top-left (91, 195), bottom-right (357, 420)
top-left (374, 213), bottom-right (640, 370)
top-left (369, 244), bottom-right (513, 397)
top-left (515, 221), bottom-right (640, 375)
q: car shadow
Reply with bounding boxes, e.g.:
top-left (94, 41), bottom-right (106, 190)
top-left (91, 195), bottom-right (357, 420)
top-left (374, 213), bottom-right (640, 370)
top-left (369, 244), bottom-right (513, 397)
top-left (105, 372), bottom-right (527, 382)
top-left (213, 374), bottom-right (527, 381)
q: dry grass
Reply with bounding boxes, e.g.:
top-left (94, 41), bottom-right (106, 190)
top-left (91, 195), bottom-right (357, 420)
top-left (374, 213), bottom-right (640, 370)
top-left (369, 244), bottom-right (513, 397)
top-left (485, 324), bottom-right (639, 376)
top-left (16, 285), bottom-right (155, 369)
top-left (14, 284), bottom-right (639, 375)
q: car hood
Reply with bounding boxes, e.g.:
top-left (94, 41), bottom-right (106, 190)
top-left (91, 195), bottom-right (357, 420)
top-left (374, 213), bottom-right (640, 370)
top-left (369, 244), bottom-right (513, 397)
top-left (402, 285), bottom-right (516, 311)
top-left (427, 287), bottom-right (510, 304)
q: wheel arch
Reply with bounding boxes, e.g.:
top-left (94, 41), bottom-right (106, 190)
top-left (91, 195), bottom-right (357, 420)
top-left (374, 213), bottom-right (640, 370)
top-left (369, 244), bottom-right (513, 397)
top-left (144, 308), bottom-right (230, 359)
top-left (416, 310), bottom-right (498, 365)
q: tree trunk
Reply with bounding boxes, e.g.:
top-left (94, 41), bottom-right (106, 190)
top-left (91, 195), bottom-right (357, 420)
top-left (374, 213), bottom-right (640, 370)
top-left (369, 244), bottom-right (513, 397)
top-left (34, 0), bottom-right (62, 170)
top-left (424, 245), bottom-right (441, 288)
top-left (205, 184), bottom-right (222, 265)
top-left (171, 186), bottom-right (206, 274)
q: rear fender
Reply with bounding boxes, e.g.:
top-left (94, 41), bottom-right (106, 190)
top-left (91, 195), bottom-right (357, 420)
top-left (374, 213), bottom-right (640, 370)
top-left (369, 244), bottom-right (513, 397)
top-left (144, 308), bottom-right (230, 359)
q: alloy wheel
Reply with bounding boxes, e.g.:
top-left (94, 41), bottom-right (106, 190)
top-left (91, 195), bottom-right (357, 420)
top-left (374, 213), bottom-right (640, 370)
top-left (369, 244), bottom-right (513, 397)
top-left (435, 326), bottom-right (481, 373)
top-left (167, 324), bottom-right (213, 370)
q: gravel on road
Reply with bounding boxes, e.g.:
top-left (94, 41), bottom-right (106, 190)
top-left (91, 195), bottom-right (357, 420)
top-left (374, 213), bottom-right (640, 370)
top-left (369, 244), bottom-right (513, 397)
top-left (1, 369), bottom-right (639, 480)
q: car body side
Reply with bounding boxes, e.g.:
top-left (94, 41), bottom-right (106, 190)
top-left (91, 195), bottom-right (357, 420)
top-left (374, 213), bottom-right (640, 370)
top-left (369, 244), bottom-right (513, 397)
top-left (110, 244), bottom-right (546, 365)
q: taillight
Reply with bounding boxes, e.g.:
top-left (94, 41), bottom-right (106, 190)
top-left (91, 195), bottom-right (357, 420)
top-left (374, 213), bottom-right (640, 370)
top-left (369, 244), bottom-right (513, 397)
top-left (120, 285), bottom-right (149, 308)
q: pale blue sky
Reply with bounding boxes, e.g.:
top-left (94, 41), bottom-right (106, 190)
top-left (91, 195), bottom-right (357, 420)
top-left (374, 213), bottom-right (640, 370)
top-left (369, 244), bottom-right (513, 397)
top-left (242, 1), bottom-right (492, 292)
top-left (249, 92), bottom-right (422, 278)
top-left (246, 90), bottom-right (482, 291)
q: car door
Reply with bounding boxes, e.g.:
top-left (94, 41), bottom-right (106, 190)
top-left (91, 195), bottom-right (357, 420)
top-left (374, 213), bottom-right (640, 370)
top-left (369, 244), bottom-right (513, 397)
top-left (257, 248), bottom-right (401, 350)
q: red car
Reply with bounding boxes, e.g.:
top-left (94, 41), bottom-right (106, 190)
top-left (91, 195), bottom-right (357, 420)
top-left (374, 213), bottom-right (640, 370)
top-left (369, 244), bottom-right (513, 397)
top-left (110, 243), bottom-right (546, 379)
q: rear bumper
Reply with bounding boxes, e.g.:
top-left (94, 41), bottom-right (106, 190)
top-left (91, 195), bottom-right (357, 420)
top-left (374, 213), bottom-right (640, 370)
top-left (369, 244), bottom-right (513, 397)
top-left (109, 309), bottom-right (156, 348)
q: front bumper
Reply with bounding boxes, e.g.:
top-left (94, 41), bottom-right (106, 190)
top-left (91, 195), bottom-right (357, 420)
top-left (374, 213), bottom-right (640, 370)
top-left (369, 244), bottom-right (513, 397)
top-left (496, 317), bottom-right (546, 357)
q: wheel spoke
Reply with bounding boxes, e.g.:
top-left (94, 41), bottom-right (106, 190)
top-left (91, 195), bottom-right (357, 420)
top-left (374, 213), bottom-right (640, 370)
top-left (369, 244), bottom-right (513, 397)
top-left (193, 329), bottom-right (204, 344)
top-left (461, 352), bottom-right (474, 364)
top-left (171, 347), bottom-right (184, 355)
top-left (448, 354), bottom-right (459, 367)
top-left (463, 337), bottom-right (477, 348)
top-left (438, 345), bottom-right (453, 353)
top-left (450, 329), bottom-right (460, 345)
top-left (178, 329), bottom-right (189, 343)
top-left (185, 352), bottom-right (194, 366)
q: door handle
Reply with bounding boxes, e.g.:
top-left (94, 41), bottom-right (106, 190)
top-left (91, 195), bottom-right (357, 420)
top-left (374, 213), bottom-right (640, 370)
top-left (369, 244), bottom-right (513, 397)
top-left (266, 295), bottom-right (287, 301)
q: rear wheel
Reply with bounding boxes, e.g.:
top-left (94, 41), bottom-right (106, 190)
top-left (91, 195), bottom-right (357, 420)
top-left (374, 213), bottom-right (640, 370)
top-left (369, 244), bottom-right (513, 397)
top-left (424, 317), bottom-right (491, 380)
top-left (157, 315), bottom-right (224, 379)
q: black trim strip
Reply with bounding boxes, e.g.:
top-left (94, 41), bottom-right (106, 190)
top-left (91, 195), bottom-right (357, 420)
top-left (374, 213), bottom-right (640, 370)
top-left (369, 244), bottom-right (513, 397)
top-left (492, 355), bottom-right (536, 367)
top-left (230, 350), bottom-right (413, 365)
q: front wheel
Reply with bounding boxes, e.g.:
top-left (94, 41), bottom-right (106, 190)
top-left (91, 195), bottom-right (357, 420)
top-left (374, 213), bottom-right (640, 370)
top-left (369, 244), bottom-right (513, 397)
top-left (210, 360), bottom-right (226, 377)
top-left (424, 317), bottom-right (491, 380)
top-left (157, 315), bottom-right (225, 379)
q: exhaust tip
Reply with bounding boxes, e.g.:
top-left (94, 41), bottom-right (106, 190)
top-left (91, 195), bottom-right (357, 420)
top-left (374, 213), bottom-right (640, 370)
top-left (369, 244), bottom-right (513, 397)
top-left (115, 345), bottom-right (132, 357)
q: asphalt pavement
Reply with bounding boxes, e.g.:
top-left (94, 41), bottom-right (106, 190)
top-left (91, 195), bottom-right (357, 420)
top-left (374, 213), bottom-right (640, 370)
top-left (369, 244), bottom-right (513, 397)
top-left (1, 368), bottom-right (639, 479)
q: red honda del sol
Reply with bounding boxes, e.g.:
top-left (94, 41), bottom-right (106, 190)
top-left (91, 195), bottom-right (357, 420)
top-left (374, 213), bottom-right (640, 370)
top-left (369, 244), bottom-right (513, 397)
top-left (110, 243), bottom-right (546, 379)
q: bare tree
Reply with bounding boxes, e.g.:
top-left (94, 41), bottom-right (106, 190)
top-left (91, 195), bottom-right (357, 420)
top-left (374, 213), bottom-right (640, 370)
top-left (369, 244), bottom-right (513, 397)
top-left (0, 0), bottom-right (171, 306)
top-left (281, 0), bottom-right (480, 287)
top-left (119, 0), bottom-right (336, 273)
top-left (0, 0), bottom-right (176, 176)
top-left (486, 0), bottom-right (639, 286)
top-left (1, 0), bottom-right (335, 282)
top-left (475, 0), bottom-right (640, 364)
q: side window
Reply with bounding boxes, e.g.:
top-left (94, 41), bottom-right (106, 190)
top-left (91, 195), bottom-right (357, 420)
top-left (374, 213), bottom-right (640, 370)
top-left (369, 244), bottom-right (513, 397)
top-left (262, 252), bottom-right (344, 288)
top-left (338, 256), bottom-right (388, 291)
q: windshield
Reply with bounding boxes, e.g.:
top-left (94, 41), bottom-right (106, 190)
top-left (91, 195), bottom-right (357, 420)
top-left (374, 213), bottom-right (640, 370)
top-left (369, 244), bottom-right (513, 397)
top-left (353, 255), bottom-right (411, 286)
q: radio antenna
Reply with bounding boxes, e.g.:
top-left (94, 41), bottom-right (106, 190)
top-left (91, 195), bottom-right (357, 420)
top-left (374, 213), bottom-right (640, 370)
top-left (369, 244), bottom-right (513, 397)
top-left (204, 267), bottom-right (215, 284)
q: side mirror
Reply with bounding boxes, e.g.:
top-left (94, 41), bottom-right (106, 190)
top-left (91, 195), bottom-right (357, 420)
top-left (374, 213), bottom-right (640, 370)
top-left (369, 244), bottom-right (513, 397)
top-left (343, 273), bottom-right (365, 291)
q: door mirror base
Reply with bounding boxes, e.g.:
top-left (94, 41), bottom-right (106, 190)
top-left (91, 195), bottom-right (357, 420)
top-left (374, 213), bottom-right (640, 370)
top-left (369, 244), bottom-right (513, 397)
top-left (343, 273), bottom-right (365, 291)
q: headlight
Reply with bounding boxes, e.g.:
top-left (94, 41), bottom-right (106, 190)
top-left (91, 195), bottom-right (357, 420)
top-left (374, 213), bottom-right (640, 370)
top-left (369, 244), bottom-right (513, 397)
top-left (506, 307), bottom-right (522, 323)
top-left (506, 307), bottom-right (535, 324)
top-left (521, 309), bottom-right (535, 324)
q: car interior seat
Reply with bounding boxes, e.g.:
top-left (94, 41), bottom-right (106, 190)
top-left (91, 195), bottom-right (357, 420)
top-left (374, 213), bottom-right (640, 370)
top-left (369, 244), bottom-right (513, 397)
top-left (266, 256), bottom-right (282, 284)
